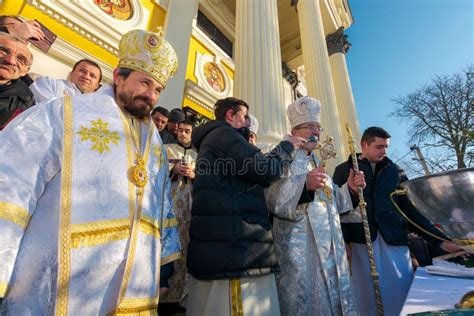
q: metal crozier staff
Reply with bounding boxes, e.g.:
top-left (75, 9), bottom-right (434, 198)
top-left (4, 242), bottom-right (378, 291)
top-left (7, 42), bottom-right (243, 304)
top-left (345, 123), bottom-right (384, 316)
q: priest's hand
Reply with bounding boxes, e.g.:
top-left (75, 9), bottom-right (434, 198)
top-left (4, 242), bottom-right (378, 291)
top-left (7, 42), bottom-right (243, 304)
top-left (283, 134), bottom-right (306, 149)
top-left (347, 169), bottom-right (365, 193)
top-left (172, 162), bottom-right (183, 175)
top-left (306, 169), bottom-right (327, 191)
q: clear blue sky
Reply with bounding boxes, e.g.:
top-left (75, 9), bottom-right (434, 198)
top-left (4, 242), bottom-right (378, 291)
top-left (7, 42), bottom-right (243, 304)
top-left (345, 0), bottom-right (473, 166)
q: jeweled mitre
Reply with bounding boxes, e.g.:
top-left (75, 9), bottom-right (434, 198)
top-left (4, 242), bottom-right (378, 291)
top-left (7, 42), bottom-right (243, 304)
top-left (287, 96), bottom-right (321, 129)
top-left (118, 28), bottom-right (178, 87)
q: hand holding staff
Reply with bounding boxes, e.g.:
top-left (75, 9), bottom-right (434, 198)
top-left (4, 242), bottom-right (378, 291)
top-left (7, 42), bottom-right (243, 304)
top-left (345, 123), bottom-right (385, 316)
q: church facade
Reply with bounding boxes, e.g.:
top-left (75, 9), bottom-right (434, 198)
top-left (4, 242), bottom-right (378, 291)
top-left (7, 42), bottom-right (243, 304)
top-left (1, 0), bottom-right (361, 171)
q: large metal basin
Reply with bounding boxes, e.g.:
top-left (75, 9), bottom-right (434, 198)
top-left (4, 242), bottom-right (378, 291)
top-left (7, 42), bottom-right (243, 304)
top-left (402, 168), bottom-right (474, 247)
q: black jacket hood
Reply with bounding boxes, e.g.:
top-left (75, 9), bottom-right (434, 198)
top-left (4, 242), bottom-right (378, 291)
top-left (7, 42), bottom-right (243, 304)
top-left (191, 120), bottom-right (228, 151)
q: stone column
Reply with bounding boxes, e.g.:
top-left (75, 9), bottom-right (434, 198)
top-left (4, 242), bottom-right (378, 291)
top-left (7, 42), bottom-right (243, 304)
top-left (298, 0), bottom-right (346, 171)
top-left (327, 27), bottom-right (362, 152)
top-left (156, 0), bottom-right (199, 110)
top-left (234, 0), bottom-right (287, 143)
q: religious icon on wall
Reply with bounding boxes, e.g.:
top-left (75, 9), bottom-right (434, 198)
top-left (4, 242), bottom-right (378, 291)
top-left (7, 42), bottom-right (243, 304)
top-left (203, 62), bottom-right (225, 93)
top-left (94, 0), bottom-right (133, 21)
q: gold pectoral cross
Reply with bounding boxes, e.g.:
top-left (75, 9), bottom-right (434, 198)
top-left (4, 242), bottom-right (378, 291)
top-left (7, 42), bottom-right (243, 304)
top-left (129, 153), bottom-right (148, 194)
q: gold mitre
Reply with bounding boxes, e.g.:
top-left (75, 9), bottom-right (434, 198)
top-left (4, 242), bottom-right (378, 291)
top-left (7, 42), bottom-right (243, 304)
top-left (118, 28), bottom-right (178, 87)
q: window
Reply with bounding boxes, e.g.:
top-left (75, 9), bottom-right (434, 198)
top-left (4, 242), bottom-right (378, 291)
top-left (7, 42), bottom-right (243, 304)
top-left (196, 10), bottom-right (233, 58)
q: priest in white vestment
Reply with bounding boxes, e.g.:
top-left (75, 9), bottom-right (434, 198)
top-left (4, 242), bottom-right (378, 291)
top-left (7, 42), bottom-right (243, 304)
top-left (0, 29), bottom-right (181, 315)
top-left (266, 96), bottom-right (365, 316)
top-left (161, 119), bottom-right (197, 307)
top-left (30, 58), bottom-right (103, 103)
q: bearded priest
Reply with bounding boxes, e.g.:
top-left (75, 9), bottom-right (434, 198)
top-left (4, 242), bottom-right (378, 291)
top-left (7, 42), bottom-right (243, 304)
top-left (0, 29), bottom-right (180, 315)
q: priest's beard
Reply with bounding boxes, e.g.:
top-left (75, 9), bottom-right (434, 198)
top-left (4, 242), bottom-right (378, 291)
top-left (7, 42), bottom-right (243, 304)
top-left (117, 91), bottom-right (154, 119)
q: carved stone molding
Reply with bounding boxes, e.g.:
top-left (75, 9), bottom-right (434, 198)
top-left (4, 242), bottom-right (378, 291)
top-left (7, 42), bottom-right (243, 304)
top-left (191, 26), bottom-right (235, 68)
top-left (49, 37), bottom-right (114, 82)
top-left (295, 66), bottom-right (307, 96)
top-left (184, 50), bottom-right (234, 116)
top-left (29, 0), bottom-right (150, 55)
top-left (334, 0), bottom-right (353, 28)
top-left (326, 27), bottom-right (351, 56)
top-left (282, 62), bottom-right (298, 87)
top-left (200, 0), bottom-right (235, 41)
top-left (184, 79), bottom-right (218, 115)
top-left (194, 52), bottom-right (233, 99)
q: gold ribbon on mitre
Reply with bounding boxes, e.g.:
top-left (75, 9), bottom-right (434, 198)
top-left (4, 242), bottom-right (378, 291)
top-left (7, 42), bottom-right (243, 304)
top-left (118, 28), bottom-right (179, 87)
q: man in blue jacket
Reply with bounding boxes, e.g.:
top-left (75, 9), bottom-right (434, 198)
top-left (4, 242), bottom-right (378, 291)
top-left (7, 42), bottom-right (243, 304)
top-left (333, 126), bottom-right (460, 316)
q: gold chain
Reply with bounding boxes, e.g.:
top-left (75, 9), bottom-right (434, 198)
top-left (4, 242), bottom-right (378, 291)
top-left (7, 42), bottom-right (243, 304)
top-left (127, 115), bottom-right (142, 155)
top-left (124, 114), bottom-right (148, 191)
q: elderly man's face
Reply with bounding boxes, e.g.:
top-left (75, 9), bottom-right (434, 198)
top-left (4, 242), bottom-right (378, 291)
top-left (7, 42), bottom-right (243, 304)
top-left (114, 70), bottom-right (164, 119)
top-left (0, 35), bottom-right (32, 83)
top-left (291, 122), bottom-right (322, 152)
top-left (70, 61), bottom-right (101, 93)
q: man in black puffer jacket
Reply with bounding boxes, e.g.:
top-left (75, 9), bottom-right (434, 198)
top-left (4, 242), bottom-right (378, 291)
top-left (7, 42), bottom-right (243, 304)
top-left (186, 97), bottom-right (301, 316)
top-left (333, 126), bottom-right (460, 316)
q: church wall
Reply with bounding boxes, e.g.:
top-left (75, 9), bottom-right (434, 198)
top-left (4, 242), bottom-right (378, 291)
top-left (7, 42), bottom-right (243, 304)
top-left (182, 30), bottom-right (235, 119)
top-left (0, 0), bottom-right (167, 83)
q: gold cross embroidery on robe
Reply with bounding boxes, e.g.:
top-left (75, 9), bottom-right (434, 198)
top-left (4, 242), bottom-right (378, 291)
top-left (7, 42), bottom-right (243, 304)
top-left (77, 119), bottom-right (121, 154)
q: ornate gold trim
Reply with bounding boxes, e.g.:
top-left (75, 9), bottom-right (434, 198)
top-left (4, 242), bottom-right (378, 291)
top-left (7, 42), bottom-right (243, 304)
top-left (115, 297), bottom-right (159, 315)
top-left (71, 219), bottom-right (130, 234)
top-left (143, 122), bottom-right (153, 170)
top-left (0, 202), bottom-right (31, 228)
top-left (0, 282), bottom-right (7, 297)
top-left (142, 214), bottom-right (177, 231)
top-left (70, 217), bottom-right (176, 248)
top-left (71, 219), bottom-right (130, 248)
top-left (161, 251), bottom-right (181, 266)
top-left (116, 118), bottom-right (154, 307)
top-left (139, 219), bottom-right (160, 239)
top-left (120, 112), bottom-right (135, 221)
top-left (230, 278), bottom-right (243, 316)
top-left (56, 96), bottom-right (74, 315)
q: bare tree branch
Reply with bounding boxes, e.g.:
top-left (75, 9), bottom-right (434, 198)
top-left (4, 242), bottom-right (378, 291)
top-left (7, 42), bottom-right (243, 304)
top-left (391, 66), bottom-right (473, 169)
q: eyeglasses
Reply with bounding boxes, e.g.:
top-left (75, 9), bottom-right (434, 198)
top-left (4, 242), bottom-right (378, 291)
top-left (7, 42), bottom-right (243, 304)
top-left (0, 46), bottom-right (32, 67)
top-left (295, 124), bottom-right (324, 132)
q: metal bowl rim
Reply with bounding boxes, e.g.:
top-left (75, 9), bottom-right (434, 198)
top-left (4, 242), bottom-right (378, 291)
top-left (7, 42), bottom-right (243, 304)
top-left (402, 167), bottom-right (474, 187)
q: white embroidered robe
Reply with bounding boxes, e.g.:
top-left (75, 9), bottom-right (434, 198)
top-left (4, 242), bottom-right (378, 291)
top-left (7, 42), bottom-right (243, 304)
top-left (266, 149), bottom-right (358, 316)
top-left (160, 143), bottom-right (197, 304)
top-left (30, 77), bottom-right (82, 103)
top-left (0, 86), bottom-right (180, 315)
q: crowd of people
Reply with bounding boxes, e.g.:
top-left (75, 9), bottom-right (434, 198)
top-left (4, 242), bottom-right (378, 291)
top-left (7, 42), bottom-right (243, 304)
top-left (0, 15), bottom-right (462, 316)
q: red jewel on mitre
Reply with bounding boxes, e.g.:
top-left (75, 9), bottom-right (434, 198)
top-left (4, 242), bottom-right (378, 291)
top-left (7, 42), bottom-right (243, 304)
top-left (147, 35), bottom-right (158, 47)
